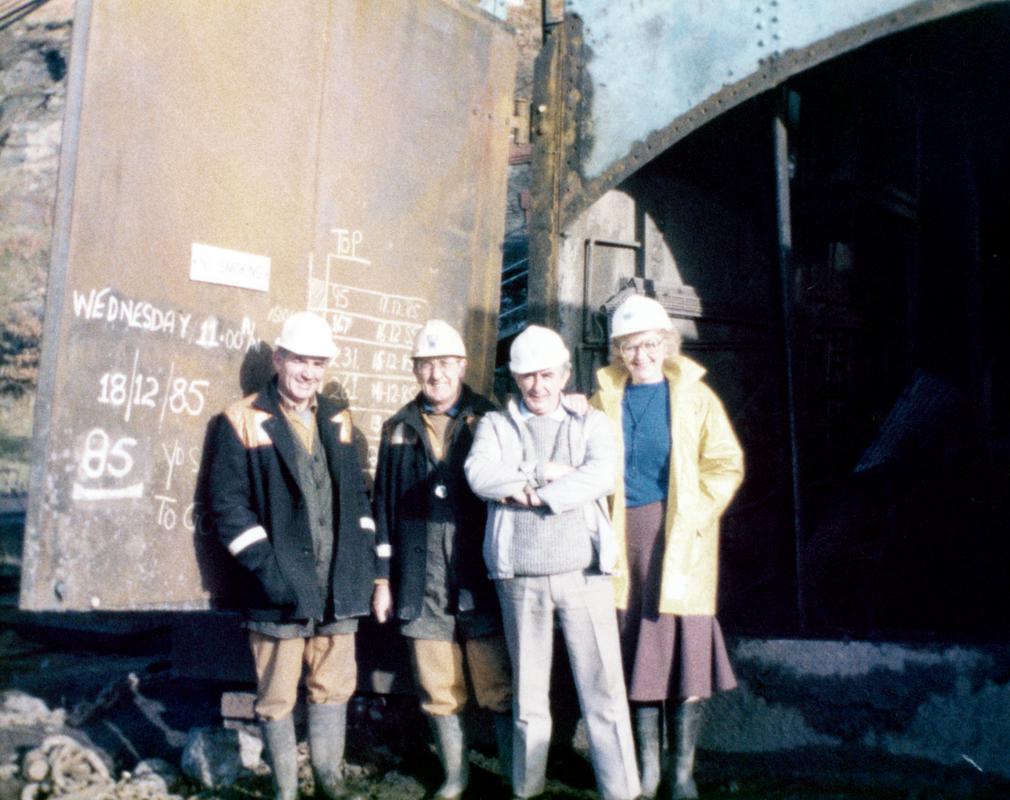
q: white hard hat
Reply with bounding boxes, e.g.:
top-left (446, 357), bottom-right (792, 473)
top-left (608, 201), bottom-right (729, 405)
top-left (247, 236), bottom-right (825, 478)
top-left (610, 295), bottom-right (672, 340)
top-left (274, 311), bottom-right (337, 359)
top-left (413, 319), bottom-right (467, 358)
top-left (509, 325), bottom-right (570, 374)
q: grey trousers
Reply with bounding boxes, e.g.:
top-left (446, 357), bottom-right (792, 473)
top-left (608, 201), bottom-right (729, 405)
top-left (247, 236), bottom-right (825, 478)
top-left (496, 571), bottom-right (641, 800)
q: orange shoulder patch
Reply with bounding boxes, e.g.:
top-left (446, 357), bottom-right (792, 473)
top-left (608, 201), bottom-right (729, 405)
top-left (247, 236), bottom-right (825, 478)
top-left (224, 396), bottom-right (273, 448)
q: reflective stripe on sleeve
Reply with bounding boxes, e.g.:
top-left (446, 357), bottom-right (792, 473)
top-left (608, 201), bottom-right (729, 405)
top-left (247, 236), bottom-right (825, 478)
top-left (228, 525), bottom-right (268, 556)
top-left (360, 516), bottom-right (376, 532)
top-left (376, 543), bottom-right (392, 558)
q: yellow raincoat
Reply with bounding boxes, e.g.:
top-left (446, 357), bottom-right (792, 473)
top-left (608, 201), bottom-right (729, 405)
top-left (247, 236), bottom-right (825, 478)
top-left (592, 356), bottom-right (744, 616)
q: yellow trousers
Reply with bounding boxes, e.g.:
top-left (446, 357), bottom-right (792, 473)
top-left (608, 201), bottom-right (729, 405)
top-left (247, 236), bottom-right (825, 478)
top-left (409, 635), bottom-right (512, 717)
top-left (249, 631), bottom-right (356, 721)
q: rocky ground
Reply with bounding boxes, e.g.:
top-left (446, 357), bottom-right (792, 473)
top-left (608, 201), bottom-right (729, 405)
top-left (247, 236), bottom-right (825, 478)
top-left (2, 615), bottom-right (1010, 800)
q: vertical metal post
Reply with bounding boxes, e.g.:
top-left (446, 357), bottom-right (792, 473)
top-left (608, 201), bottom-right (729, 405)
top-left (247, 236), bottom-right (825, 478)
top-left (634, 202), bottom-right (647, 279)
top-left (773, 89), bottom-right (807, 632)
top-left (527, 9), bottom-right (566, 328)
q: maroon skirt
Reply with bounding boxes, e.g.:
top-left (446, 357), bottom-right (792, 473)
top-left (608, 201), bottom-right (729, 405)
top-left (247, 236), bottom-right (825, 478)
top-left (617, 501), bottom-right (737, 702)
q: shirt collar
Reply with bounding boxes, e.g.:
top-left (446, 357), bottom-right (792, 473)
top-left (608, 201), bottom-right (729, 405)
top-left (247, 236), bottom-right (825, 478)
top-left (518, 399), bottom-right (567, 421)
top-left (421, 396), bottom-right (461, 418)
top-left (278, 391), bottom-right (318, 416)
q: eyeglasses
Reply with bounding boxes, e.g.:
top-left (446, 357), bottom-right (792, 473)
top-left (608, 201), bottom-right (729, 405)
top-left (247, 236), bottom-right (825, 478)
top-left (619, 339), bottom-right (663, 356)
top-left (415, 357), bottom-right (463, 375)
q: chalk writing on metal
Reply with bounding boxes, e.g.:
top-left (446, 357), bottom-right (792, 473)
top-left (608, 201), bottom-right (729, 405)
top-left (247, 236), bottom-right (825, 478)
top-left (72, 288), bottom-right (194, 338)
top-left (71, 427), bottom-right (143, 501)
top-left (307, 228), bottom-right (431, 469)
top-left (154, 494), bottom-right (200, 532)
top-left (95, 351), bottom-right (208, 426)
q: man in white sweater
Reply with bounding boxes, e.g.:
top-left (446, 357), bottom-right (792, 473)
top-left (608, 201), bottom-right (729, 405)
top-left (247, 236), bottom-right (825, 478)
top-left (465, 325), bottom-right (640, 800)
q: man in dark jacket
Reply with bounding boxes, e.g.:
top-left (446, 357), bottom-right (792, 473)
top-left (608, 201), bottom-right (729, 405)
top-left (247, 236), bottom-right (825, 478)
top-left (205, 311), bottom-right (377, 800)
top-left (371, 319), bottom-right (512, 799)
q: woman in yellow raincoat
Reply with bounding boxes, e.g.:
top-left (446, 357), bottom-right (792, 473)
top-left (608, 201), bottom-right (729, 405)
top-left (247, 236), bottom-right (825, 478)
top-left (592, 295), bottom-right (744, 800)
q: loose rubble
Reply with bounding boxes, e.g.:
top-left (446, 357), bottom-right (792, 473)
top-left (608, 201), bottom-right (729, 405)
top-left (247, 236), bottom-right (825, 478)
top-left (0, 691), bottom-right (192, 800)
top-left (179, 726), bottom-right (261, 790)
top-left (0, 692), bottom-right (65, 731)
top-left (18, 734), bottom-right (185, 800)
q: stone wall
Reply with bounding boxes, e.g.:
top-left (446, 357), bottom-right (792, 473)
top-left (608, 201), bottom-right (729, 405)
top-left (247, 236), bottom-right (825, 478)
top-left (0, 0), bottom-right (72, 393)
top-left (0, 0), bottom-right (73, 497)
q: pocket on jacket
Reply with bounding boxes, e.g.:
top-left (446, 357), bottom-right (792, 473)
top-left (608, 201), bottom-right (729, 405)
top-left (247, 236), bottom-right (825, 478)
top-left (258, 555), bottom-right (297, 607)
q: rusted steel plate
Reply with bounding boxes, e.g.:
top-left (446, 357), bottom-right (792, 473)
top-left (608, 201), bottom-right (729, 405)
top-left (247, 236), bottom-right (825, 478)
top-left (21, 0), bottom-right (515, 611)
top-left (554, 0), bottom-right (1001, 226)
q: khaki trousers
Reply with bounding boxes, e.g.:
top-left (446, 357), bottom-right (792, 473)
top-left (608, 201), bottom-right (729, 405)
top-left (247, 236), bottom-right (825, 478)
top-left (249, 631), bottom-right (357, 721)
top-left (409, 635), bottom-right (512, 716)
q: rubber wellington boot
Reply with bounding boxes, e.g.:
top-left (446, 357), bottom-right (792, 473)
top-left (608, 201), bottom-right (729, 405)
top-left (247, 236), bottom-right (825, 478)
top-left (493, 712), bottom-right (514, 787)
top-left (633, 704), bottom-right (663, 799)
top-left (308, 701), bottom-right (352, 799)
top-left (260, 715), bottom-right (299, 800)
top-left (429, 714), bottom-right (470, 799)
top-left (668, 700), bottom-right (704, 800)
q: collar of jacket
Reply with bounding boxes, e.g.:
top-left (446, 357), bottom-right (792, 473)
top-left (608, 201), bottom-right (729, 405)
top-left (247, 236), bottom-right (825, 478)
top-left (247, 378), bottom-right (351, 486)
top-left (595, 354), bottom-right (707, 395)
top-left (504, 394), bottom-right (581, 427)
top-left (387, 383), bottom-right (491, 438)
top-left (421, 396), bottom-right (461, 417)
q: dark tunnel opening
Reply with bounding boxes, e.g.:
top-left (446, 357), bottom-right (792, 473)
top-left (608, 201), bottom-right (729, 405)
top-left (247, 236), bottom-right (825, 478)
top-left (617, 4), bottom-right (1010, 641)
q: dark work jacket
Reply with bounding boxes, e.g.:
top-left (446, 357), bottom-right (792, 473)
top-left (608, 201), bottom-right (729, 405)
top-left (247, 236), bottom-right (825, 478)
top-left (204, 378), bottom-right (377, 623)
top-left (373, 384), bottom-right (498, 623)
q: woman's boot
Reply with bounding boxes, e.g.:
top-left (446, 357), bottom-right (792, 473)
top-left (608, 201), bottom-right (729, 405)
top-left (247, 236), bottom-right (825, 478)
top-left (667, 700), bottom-right (703, 799)
top-left (633, 704), bottom-right (663, 798)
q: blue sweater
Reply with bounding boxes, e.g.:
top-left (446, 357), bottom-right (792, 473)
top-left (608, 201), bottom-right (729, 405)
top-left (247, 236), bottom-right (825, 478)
top-left (622, 381), bottom-right (671, 507)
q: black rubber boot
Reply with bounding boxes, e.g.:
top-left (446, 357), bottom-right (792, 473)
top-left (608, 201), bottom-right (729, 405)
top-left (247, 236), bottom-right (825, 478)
top-left (633, 703), bottom-right (663, 799)
top-left (261, 715), bottom-right (299, 800)
top-left (667, 700), bottom-right (703, 800)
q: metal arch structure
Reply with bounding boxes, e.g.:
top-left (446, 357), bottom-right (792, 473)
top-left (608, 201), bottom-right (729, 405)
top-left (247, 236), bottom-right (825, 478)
top-left (527, 0), bottom-right (1005, 321)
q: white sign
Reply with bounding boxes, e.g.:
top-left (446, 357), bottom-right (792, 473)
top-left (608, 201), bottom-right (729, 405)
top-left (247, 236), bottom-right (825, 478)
top-left (190, 242), bottom-right (270, 292)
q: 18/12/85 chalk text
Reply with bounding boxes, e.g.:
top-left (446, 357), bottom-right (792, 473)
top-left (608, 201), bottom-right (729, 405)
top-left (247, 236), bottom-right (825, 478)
top-left (96, 348), bottom-right (208, 425)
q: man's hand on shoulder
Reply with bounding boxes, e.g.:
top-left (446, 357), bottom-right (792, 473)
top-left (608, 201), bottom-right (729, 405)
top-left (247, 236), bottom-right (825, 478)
top-left (562, 393), bottom-right (589, 415)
